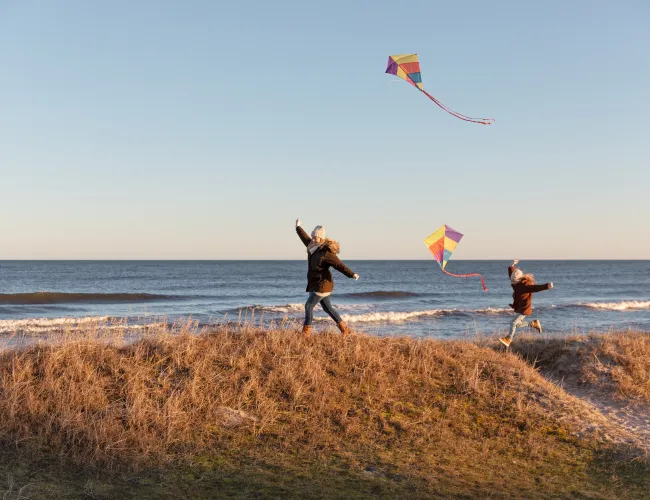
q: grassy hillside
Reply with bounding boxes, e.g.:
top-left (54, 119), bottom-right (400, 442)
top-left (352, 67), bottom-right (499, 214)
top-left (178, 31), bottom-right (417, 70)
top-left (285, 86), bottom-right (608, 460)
top-left (0, 322), bottom-right (648, 499)
top-left (512, 331), bottom-right (650, 403)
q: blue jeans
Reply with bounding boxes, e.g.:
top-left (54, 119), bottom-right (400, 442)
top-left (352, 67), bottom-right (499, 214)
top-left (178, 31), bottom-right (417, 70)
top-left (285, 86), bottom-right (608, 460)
top-left (508, 314), bottom-right (532, 340)
top-left (304, 292), bottom-right (343, 326)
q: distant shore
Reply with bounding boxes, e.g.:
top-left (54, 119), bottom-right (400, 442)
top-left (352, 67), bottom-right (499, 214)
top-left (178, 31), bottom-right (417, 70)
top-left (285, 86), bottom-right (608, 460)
top-left (0, 323), bottom-right (648, 499)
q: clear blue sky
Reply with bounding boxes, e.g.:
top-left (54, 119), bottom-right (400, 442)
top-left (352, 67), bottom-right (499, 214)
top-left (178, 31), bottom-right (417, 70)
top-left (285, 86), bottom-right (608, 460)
top-left (1, 0), bottom-right (648, 259)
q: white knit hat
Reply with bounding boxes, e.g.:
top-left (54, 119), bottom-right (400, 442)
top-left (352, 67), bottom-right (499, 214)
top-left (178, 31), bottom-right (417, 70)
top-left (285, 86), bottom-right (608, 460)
top-left (311, 225), bottom-right (326, 240)
top-left (510, 269), bottom-right (523, 284)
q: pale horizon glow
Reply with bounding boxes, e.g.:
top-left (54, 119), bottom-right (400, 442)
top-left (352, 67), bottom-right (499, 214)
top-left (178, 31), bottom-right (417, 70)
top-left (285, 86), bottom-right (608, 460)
top-left (1, 1), bottom-right (648, 260)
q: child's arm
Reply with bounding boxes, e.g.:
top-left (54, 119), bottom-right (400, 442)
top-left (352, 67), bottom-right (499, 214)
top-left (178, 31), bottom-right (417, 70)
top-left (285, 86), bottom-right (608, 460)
top-left (523, 282), bottom-right (553, 293)
top-left (508, 259), bottom-right (520, 278)
top-left (295, 218), bottom-right (311, 247)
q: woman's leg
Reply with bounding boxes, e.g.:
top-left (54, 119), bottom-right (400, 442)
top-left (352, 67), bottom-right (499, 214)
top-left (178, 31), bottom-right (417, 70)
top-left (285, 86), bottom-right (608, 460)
top-left (320, 296), bottom-right (343, 324)
top-left (304, 292), bottom-right (322, 326)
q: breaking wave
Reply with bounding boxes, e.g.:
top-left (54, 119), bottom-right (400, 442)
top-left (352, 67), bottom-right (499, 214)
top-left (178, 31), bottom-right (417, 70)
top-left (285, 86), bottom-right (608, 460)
top-left (0, 316), bottom-right (170, 336)
top-left (581, 301), bottom-right (650, 311)
top-left (0, 316), bottom-right (111, 335)
top-left (328, 307), bottom-right (512, 324)
top-left (243, 303), bottom-right (512, 322)
top-left (208, 299), bottom-right (650, 326)
top-left (473, 307), bottom-right (513, 314)
top-left (0, 292), bottom-right (175, 305)
top-left (246, 303), bottom-right (305, 314)
top-left (242, 303), bottom-right (367, 314)
top-left (338, 310), bottom-right (446, 323)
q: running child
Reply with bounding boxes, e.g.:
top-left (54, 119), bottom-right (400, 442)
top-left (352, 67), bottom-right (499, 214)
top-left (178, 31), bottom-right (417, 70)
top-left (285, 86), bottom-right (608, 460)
top-left (499, 260), bottom-right (553, 347)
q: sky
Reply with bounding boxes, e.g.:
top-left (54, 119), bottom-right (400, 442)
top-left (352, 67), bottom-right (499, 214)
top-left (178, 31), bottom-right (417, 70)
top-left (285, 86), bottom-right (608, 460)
top-left (0, 0), bottom-right (648, 260)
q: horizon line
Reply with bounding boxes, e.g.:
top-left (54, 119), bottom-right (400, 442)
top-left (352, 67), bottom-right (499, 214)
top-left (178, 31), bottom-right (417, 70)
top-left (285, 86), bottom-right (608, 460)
top-left (0, 258), bottom-right (648, 262)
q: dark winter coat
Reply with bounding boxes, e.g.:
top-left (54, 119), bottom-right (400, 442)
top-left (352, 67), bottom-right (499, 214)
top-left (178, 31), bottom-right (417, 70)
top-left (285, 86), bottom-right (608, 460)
top-left (508, 265), bottom-right (551, 315)
top-left (296, 226), bottom-right (356, 293)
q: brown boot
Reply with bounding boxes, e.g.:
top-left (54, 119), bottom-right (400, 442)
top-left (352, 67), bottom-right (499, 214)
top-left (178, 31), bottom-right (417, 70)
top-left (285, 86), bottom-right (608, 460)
top-left (530, 320), bottom-right (542, 334)
top-left (302, 325), bottom-right (311, 336)
top-left (337, 321), bottom-right (349, 336)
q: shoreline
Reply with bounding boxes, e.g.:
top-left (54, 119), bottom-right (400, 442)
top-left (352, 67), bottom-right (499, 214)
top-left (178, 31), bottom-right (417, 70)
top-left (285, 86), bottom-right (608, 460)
top-left (0, 308), bottom-right (648, 342)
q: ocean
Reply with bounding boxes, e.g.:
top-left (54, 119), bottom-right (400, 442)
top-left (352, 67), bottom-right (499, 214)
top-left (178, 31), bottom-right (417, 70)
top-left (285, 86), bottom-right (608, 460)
top-left (0, 260), bottom-right (649, 338)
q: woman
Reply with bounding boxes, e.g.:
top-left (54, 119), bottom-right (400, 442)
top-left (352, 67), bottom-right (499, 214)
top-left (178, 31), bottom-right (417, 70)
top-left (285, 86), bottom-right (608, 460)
top-left (499, 259), bottom-right (553, 347)
top-left (295, 218), bottom-right (359, 336)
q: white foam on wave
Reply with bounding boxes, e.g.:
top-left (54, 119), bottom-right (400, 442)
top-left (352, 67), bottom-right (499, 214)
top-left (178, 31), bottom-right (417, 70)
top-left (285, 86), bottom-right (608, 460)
top-left (583, 301), bottom-right (650, 311)
top-left (337, 310), bottom-right (446, 323)
top-left (473, 307), bottom-right (511, 314)
top-left (254, 303), bottom-right (512, 324)
top-left (0, 316), bottom-right (169, 336)
top-left (251, 303), bottom-right (304, 313)
top-left (334, 307), bottom-right (511, 324)
top-left (245, 303), bottom-right (367, 314)
top-left (0, 316), bottom-right (111, 335)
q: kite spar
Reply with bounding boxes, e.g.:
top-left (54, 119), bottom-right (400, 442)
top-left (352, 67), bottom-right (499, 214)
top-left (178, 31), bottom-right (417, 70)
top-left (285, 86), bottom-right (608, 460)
top-left (385, 54), bottom-right (494, 125)
top-left (424, 225), bottom-right (488, 291)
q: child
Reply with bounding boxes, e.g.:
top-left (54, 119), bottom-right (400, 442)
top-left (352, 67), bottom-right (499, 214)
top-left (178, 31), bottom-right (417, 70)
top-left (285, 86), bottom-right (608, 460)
top-left (295, 218), bottom-right (359, 336)
top-left (499, 260), bottom-right (553, 347)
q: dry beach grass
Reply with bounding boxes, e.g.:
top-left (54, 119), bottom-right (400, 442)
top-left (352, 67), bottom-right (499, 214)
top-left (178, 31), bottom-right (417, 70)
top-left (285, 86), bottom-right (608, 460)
top-left (511, 331), bottom-right (650, 404)
top-left (0, 320), bottom-right (648, 498)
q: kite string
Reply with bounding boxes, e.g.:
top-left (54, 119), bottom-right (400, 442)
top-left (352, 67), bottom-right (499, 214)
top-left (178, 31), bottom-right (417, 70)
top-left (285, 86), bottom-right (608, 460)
top-left (422, 89), bottom-right (492, 124)
top-left (426, 94), bottom-right (493, 124)
top-left (441, 268), bottom-right (488, 291)
top-left (421, 89), bottom-right (494, 125)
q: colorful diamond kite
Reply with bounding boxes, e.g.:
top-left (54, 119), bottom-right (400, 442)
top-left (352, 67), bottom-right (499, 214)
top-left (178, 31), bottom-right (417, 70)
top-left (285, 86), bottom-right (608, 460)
top-left (424, 224), bottom-right (488, 290)
top-left (386, 54), bottom-right (494, 125)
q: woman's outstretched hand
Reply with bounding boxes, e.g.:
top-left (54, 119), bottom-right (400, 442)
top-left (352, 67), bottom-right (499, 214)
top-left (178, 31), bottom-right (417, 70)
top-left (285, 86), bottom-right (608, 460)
top-left (548, 282), bottom-right (554, 289)
top-left (296, 218), bottom-right (301, 228)
top-left (353, 274), bottom-right (360, 280)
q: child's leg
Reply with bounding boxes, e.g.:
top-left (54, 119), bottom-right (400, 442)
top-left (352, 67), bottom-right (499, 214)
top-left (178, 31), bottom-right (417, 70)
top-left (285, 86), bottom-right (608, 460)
top-left (320, 296), bottom-right (343, 324)
top-left (508, 314), bottom-right (527, 340)
top-left (304, 292), bottom-right (323, 326)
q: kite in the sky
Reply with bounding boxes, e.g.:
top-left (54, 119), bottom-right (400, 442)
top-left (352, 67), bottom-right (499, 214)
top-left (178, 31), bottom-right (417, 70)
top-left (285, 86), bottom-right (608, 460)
top-left (424, 224), bottom-right (488, 291)
top-left (385, 54), bottom-right (494, 125)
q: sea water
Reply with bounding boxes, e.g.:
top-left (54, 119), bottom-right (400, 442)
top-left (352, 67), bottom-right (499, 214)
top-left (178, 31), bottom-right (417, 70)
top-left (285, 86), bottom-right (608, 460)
top-left (0, 260), bottom-right (648, 338)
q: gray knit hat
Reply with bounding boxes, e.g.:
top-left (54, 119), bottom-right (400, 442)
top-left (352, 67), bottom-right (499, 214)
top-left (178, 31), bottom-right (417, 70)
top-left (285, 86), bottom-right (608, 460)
top-left (510, 269), bottom-right (523, 284)
top-left (311, 225), bottom-right (326, 240)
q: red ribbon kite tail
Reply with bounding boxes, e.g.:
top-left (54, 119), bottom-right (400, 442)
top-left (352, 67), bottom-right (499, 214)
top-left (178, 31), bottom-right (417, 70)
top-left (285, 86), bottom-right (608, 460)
top-left (441, 268), bottom-right (488, 291)
top-left (422, 89), bottom-right (494, 125)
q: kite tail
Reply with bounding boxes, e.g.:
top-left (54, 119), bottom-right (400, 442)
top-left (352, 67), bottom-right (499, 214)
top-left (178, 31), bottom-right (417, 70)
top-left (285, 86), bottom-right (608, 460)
top-left (421, 89), bottom-right (494, 125)
top-left (441, 268), bottom-right (488, 291)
